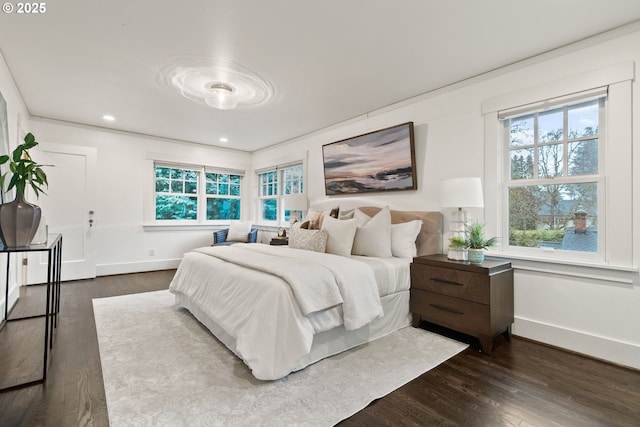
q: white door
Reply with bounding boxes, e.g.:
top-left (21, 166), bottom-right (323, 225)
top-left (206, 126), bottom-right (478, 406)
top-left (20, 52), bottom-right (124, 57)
top-left (27, 143), bottom-right (97, 283)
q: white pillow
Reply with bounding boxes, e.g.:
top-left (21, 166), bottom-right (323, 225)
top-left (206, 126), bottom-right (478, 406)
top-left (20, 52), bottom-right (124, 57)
top-left (321, 215), bottom-right (357, 257)
top-left (339, 208), bottom-right (355, 220)
top-left (226, 221), bottom-right (252, 242)
top-left (352, 206), bottom-right (392, 257)
top-left (391, 219), bottom-right (423, 258)
top-left (289, 227), bottom-right (328, 252)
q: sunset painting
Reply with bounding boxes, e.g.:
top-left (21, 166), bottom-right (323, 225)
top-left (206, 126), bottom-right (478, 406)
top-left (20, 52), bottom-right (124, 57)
top-left (322, 122), bottom-right (417, 195)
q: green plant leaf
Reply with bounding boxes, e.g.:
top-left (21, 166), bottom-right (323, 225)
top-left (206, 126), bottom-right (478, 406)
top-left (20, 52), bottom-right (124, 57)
top-left (24, 132), bottom-right (35, 145)
top-left (12, 146), bottom-right (24, 163)
top-left (1, 132), bottom-right (48, 198)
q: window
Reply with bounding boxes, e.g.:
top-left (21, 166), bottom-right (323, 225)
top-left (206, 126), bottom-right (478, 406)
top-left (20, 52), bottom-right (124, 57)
top-left (484, 63), bottom-right (634, 272)
top-left (155, 166), bottom-right (198, 220)
top-left (205, 172), bottom-right (241, 220)
top-left (258, 163), bottom-right (304, 224)
top-left (155, 163), bottom-right (243, 222)
top-left (504, 97), bottom-right (604, 254)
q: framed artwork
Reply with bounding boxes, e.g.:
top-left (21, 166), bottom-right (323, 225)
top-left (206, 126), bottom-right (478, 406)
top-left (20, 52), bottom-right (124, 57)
top-left (322, 122), bottom-right (417, 195)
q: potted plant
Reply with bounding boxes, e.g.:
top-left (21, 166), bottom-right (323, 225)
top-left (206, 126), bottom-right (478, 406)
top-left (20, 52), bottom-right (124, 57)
top-left (0, 132), bottom-right (48, 247)
top-left (466, 222), bottom-right (497, 264)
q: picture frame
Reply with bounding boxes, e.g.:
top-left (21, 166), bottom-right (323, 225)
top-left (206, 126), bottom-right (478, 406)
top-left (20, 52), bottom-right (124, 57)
top-left (322, 121), bottom-right (417, 195)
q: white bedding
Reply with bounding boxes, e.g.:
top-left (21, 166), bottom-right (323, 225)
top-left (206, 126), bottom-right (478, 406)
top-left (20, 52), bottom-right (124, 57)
top-left (169, 243), bottom-right (411, 380)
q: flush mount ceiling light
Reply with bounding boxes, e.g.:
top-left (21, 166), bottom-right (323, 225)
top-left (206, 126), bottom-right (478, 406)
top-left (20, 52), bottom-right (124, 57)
top-left (205, 82), bottom-right (237, 110)
top-left (159, 57), bottom-right (275, 110)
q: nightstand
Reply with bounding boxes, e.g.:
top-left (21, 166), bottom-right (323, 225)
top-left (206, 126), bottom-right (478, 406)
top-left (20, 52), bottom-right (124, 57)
top-left (270, 237), bottom-right (288, 245)
top-left (410, 254), bottom-right (514, 354)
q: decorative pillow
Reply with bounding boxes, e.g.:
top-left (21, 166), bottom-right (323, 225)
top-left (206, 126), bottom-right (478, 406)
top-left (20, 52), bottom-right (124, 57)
top-left (321, 215), bottom-right (358, 257)
top-left (339, 209), bottom-right (355, 220)
top-left (289, 227), bottom-right (328, 252)
top-left (352, 206), bottom-right (392, 257)
top-left (391, 219), bottom-right (423, 258)
top-left (305, 207), bottom-right (339, 229)
top-left (308, 211), bottom-right (324, 229)
top-left (226, 221), bottom-right (252, 242)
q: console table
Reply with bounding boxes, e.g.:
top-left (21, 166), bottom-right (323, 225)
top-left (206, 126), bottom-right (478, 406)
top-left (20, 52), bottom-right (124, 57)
top-left (0, 234), bottom-right (63, 392)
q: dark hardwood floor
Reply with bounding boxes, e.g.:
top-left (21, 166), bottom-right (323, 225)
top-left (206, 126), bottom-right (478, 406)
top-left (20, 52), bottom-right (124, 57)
top-left (1, 270), bottom-right (639, 427)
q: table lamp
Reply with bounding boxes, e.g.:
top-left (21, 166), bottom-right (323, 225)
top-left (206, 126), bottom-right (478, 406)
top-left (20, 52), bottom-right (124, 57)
top-left (284, 194), bottom-right (308, 224)
top-left (439, 177), bottom-right (484, 260)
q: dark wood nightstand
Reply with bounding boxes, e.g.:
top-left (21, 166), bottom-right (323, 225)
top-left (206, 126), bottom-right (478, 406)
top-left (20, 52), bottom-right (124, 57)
top-left (269, 237), bottom-right (288, 245)
top-left (410, 254), bottom-right (514, 354)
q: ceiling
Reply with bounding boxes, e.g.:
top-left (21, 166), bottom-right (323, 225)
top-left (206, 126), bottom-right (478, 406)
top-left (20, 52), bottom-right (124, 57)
top-left (1, 1), bottom-right (640, 152)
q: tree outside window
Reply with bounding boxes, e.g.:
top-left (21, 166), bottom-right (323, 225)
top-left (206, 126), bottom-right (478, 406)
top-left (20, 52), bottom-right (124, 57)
top-left (206, 172), bottom-right (241, 220)
top-left (155, 166), bottom-right (198, 220)
top-left (506, 98), bottom-right (602, 252)
top-left (155, 164), bottom-right (243, 222)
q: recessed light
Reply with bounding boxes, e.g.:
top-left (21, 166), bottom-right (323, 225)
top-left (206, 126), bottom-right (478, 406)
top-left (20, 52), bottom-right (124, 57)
top-left (219, 137), bottom-right (228, 143)
top-left (102, 114), bottom-right (116, 122)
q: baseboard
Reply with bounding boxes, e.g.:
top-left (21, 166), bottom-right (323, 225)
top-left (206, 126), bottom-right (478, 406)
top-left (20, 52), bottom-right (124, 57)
top-left (1, 284), bottom-right (20, 319)
top-left (96, 259), bottom-right (181, 277)
top-left (513, 316), bottom-right (640, 370)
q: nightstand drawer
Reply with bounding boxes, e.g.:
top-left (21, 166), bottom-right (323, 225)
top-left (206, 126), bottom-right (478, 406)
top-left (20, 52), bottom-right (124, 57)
top-left (410, 264), bottom-right (489, 305)
top-left (410, 289), bottom-right (490, 335)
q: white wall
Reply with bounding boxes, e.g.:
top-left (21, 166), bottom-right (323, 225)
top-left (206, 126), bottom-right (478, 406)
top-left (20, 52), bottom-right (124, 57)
top-left (0, 51), bottom-right (30, 318)
top-left (251, 26), bottom-right (640, 368)
top-left (28, 119), bottom-right (252, 275)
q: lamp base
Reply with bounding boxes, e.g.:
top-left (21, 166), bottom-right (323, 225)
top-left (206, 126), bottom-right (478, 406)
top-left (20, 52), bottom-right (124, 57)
top-left (447, 246), bottom-right (468, 261)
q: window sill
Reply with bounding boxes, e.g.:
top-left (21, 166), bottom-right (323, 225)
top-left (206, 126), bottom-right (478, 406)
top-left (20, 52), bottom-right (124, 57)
top-left (487, 250), bottom-right (638, 284)
top-left (142, 223), bottom-right (225, 231)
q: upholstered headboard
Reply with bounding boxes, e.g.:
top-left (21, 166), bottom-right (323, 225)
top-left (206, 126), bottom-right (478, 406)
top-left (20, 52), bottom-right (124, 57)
top-left (356, 207), bottom-right (443, 257)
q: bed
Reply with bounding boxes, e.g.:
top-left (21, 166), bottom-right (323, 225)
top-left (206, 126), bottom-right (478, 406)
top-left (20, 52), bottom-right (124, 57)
top-left (169, 206), bottom-right (442, 380)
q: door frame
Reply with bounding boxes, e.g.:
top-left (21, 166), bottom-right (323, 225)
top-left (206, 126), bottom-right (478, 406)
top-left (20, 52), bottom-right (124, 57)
top-left (27, 142), bottom-right (97, 283)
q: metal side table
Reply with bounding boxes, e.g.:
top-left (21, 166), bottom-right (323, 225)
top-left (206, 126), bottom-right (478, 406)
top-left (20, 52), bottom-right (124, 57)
top-left (0, 234), bottom-right (63, 392)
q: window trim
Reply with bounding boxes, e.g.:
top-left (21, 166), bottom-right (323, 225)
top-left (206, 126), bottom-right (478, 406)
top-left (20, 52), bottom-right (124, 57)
top-left (482, 63), bottom-right (636, 274)
top-left (500, 95), bottom-right (606, 261)
top-left (256, 162), bottom-right (305, 227)
top-left (204, 168), bottom-right (242, 222)
top-left (145, 158), bottom-right (245, 226)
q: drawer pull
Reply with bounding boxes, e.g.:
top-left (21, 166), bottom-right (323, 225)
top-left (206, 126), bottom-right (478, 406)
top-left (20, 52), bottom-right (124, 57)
top-left (430, 278), bottom-right (463, 287)
top-left (429, 304), bottom-right (464, 315)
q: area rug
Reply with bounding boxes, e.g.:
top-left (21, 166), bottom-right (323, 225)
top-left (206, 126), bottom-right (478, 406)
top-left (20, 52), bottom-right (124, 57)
top-left (93, 290), bottom-right (467, 427)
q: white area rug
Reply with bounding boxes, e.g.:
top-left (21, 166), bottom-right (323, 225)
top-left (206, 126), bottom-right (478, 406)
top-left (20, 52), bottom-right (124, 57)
top-left (93, 290), bottom-right (467, 427)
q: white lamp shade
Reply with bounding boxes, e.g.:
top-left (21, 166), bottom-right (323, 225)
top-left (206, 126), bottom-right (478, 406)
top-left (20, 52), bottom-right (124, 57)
top-left (439, 177), bottom-right (484, 208)
top-left (284, 194), bottom-right (308, 211)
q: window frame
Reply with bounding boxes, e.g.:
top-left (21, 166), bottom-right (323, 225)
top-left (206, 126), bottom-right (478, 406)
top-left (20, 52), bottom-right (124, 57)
top-left (501, 96), bottom-right (606, 261)
top-left (204, 169), bottom-right (242, 222)
top-left (256, 162), bottom-right (305, 227)
top-left (154, 164), bottom-right (200, 222)
top-left (153, 161), bottom-right (244, 225)
top-left (482, 62), bottom-right (636, 276)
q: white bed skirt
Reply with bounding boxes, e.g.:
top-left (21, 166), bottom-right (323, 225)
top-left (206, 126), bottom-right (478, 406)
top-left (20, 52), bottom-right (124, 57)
top-left (174, 290), bottom-right (412, 379)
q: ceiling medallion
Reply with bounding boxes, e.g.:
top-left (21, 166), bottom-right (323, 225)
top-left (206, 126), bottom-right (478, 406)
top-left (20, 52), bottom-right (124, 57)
top-left (158, 57), bottom-right (275, 110)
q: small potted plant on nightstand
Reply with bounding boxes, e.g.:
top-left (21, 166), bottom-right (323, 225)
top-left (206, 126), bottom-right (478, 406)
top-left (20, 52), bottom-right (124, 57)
top-left (466, 222), bottom-right (497, 264)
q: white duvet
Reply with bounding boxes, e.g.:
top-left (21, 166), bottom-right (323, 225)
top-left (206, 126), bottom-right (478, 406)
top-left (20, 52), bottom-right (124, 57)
top-left (169, 243), bottom-right (409, 380)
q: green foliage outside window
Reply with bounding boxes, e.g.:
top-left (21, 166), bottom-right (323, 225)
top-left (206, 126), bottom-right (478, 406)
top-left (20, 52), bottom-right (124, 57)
top-left (507, 99), bottom-right (600, 252)
top-left (155, 166), bottom-right (242, 221)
